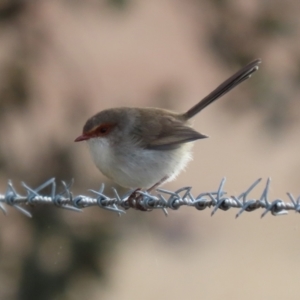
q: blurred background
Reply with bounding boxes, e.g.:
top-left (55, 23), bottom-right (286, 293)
top-left (0, 0), bottom-right (300, 299)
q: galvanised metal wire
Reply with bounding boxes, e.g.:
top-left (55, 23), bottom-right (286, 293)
top-left (0, 177), bottom-right (299, 218)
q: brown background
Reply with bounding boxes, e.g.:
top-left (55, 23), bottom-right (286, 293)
top-left (0, 0), bottom-right (300, 299)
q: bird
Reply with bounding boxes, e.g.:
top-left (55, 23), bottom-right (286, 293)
top-left (75, 59), bottom-right (261, 209)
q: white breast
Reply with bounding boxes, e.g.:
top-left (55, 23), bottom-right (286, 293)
top-left (87, 137), bottom-right (194, 189)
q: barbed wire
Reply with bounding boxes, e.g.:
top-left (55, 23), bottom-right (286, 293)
top-left (1, 177), bottom-right (300, 218)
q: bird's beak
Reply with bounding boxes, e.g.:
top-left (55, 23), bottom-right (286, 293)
top-left (74, 134), bottom-right (90, 142)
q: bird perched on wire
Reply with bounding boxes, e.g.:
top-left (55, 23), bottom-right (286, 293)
top-left (75, 59), bottom-right (261, 210)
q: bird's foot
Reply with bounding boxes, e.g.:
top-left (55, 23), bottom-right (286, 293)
top-left (125, 188), bottom-right (152, 211)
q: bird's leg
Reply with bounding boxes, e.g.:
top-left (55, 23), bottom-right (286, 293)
top-left (126, 176), bottom-right (169, 211)
top-left (146, 176), bottom-right (169, 193)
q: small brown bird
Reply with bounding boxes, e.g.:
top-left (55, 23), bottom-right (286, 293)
top-left (75, 59), bottom-right (261, 198)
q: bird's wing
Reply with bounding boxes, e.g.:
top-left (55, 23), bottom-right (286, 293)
top-left (145, 125), bottom-right (207, 150)
top-left (131, 111), bottom-right (207, 151)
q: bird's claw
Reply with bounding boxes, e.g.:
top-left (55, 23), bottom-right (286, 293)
top-left (125, 189), bottom-right (152, 211)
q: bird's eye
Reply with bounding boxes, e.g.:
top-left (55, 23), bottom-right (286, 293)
top-left (99, 126), bottom-right (108, 133)
top-left (94, 123), bottom-right (115, 136)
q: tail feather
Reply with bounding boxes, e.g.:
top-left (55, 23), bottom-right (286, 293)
top-left (182, 59), bottom-right (261, 120)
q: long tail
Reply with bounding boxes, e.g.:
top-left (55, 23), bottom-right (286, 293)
top-left (182, 59), bottom-right (261, 120)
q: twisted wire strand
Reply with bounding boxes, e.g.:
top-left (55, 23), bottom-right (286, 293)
top-left (0, 177), bottom-right (299, 218)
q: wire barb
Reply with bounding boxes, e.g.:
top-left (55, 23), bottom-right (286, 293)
top-left (0, 177), bottom-right (299, 218)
